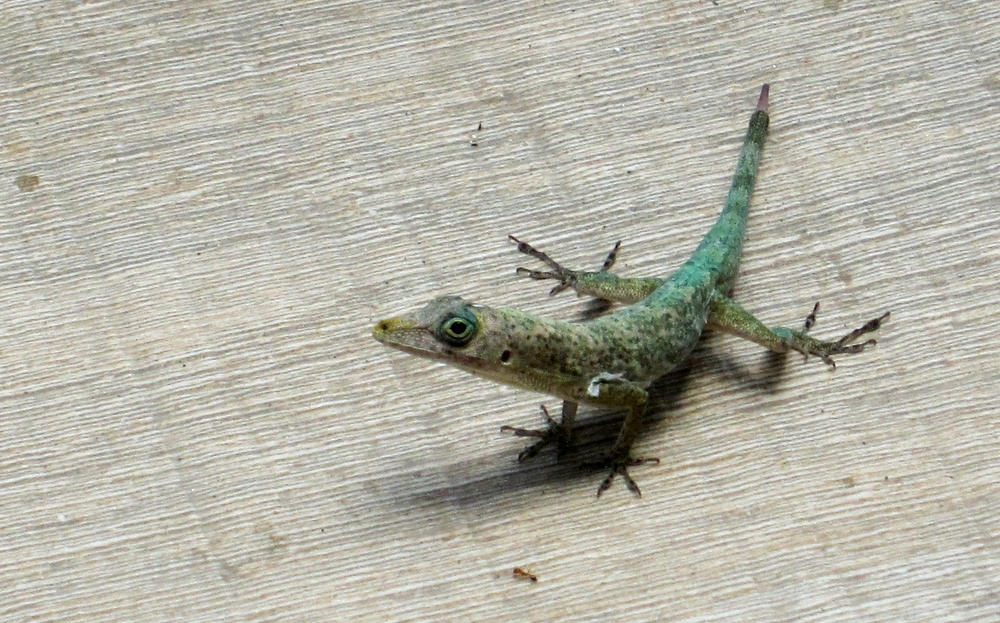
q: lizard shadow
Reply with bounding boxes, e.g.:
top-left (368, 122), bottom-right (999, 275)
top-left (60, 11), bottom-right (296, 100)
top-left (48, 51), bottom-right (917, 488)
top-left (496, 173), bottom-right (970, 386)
top-left (405, 335), bottom-right (795, 508)
top-left (578, 297), bottom-right (614, 321)
top-left (696, 330), bottom-right (791, 394)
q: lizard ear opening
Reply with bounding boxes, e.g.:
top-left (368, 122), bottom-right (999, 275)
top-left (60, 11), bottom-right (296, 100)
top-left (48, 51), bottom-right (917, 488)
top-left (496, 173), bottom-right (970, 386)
top-left (438, 313), bottom-right (478, 346)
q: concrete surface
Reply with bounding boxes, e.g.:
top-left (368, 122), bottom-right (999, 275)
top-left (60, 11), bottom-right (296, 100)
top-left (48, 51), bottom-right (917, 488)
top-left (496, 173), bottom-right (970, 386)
top-left (2, 1), bottom-right (999, 621)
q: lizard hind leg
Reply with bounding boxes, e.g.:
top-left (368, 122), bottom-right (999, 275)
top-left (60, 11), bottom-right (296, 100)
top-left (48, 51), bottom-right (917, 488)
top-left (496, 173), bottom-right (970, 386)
top-left (707, 292), bottom-right (890, 368)
top-left (775, 302), bottom-right (890, 367)
top-left (501, 401), bottom-right (578, 461)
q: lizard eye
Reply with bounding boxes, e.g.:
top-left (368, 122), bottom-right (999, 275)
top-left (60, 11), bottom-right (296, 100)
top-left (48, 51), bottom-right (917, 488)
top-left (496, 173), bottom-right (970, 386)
top-left (439, 314), bottom-right (477, 346)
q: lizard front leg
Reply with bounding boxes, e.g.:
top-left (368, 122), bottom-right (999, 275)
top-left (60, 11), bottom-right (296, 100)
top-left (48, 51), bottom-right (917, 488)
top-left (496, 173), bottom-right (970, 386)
top-left (502, 373), bottom-right (659, 497)
top-left (707, 292), bottom-right (889, 367)
top-left (582, 373), bottom-right (659, 497)
top-left (508, 235), bottom-right (663, 304)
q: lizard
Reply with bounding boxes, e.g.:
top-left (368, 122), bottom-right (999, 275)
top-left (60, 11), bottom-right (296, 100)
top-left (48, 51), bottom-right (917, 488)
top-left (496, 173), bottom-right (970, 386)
top-left (372, 84), bottom-right (889, 497)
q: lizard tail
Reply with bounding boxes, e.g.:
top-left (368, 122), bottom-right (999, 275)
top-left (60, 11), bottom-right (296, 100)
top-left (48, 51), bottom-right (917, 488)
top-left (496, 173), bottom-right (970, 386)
top-left (683, 85), bottom-right (770, 291)
top-left (757, 83), bottom-right (770, 113)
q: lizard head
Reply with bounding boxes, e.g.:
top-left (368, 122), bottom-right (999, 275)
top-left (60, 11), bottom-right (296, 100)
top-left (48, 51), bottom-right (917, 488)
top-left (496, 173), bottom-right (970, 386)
top-left (373, 296), bottom-right (496, 372)
top-left (373, 295), bottom-right (587, 396)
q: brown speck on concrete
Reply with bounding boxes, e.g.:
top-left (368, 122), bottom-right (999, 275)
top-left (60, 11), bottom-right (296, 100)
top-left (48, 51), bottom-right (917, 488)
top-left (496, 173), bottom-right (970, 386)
top-left (16, 174), bottom-right (40, 192)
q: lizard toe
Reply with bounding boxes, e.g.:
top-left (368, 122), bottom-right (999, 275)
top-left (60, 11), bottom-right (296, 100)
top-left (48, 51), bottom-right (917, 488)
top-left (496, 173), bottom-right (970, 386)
top-left (585, 455), bottom-right (660, 498)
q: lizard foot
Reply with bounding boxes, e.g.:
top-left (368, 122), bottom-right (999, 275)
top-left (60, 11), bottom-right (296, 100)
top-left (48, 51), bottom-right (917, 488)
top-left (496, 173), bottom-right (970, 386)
top-left (584, 454), bottom-right (661, 498)
top-left (508, 234), bottom-right (620, 296)
top-left (779, 303), bottom-right (890, 368)
top-left (501, 405), bottom-right (572, 461)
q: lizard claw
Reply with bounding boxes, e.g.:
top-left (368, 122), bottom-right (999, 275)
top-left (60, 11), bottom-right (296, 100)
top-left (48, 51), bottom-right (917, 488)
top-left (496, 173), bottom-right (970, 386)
top-left (584, 454), bottom-right (660, 498)
top-left (501, 405), bottom-right (572, 461)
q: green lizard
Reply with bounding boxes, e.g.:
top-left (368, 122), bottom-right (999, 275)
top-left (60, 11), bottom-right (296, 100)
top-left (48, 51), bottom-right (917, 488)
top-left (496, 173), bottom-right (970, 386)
top-left (373, 85), bottom-right (888, 497)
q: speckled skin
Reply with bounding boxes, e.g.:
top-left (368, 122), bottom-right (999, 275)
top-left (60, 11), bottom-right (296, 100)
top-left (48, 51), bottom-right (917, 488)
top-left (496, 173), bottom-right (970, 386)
top-left (373, 85), bottom-right (887, 497)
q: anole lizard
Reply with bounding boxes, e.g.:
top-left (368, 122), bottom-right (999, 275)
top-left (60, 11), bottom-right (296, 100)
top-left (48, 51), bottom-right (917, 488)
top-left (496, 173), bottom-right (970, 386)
top-left (373, 85), bottom-right (888, 497)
